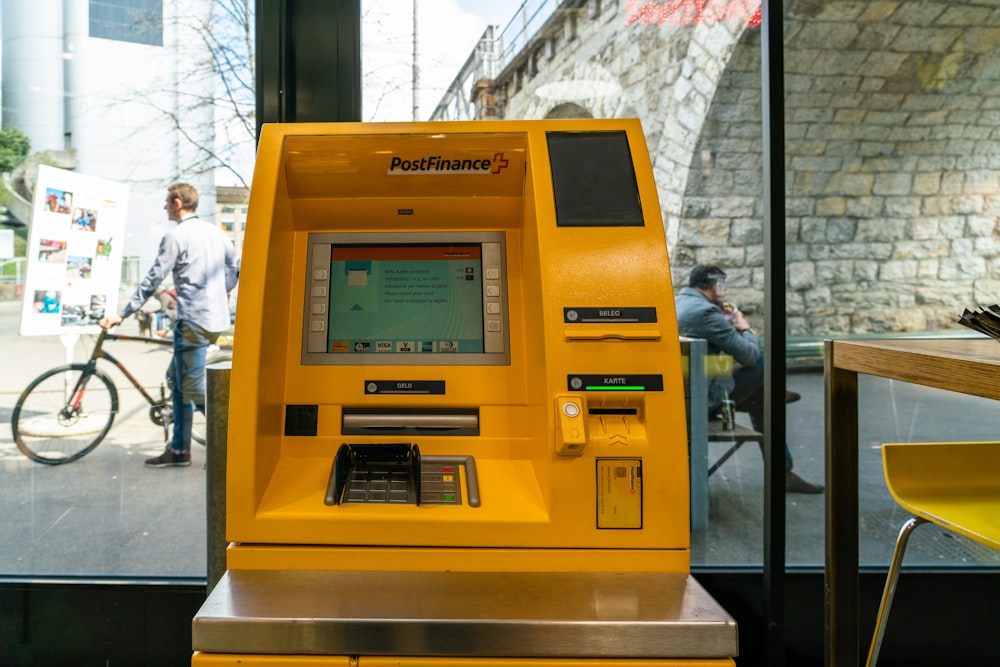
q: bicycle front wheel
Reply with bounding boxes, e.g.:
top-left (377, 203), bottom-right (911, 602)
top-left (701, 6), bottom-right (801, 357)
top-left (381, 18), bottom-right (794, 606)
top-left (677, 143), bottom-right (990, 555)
top-left (12, 364), bottom-right (119, 464)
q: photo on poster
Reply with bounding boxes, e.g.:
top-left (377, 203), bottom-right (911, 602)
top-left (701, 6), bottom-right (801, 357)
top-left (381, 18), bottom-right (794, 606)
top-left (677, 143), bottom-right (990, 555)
top-left (95, 237), bottom-right (113, 258)
top-left (71, 208), bottom-right (98, 233)
top-left (66, 256), bottom-right (94, 280)
top-left (44, 188), bottom-right (73, 214)
top-left (38, 239), bottom-right (68, 263)
top-left (60, 294), bottom-right (106, 327)
top-left (33, 290), bottom-right (61, 314)
top-left (61, 303), bottom-right (88, 327)
top-left (90, 294), bottom-right (107, 312)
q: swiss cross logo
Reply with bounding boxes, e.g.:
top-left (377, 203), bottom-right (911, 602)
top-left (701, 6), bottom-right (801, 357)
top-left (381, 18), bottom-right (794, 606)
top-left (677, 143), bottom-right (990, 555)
top-left (491, 152), bottom-right (510, 174)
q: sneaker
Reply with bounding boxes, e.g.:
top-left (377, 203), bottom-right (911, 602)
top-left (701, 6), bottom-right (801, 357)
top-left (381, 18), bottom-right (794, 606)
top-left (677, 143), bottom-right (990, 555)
top-left (786, 470), bottom-right (823, 494)
top-left (145, 448), bottom-right (191, 468)
top-left (785, 390), bottom-right (801, 404)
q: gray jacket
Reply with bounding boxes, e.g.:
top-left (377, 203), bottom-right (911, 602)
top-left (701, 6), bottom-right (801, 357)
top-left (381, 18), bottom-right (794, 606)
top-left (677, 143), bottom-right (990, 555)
top-left (675, 286), bottom-right (760, 407)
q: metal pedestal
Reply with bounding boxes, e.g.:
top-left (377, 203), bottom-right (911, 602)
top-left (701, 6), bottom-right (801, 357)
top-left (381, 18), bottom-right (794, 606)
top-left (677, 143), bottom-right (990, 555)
top-left (194, 569), bottom-right (738, 660)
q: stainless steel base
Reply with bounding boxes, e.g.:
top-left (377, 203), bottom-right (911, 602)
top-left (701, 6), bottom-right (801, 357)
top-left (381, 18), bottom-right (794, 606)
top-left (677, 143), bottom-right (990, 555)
top-left (193, 569), bottom-right (738, 659)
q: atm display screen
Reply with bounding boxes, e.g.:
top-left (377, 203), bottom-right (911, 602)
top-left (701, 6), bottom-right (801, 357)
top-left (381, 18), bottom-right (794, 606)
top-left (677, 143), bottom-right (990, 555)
top-left (303, 232), bottom-right (509, 365)
top-left (330, 244), bottom-right (485, 353)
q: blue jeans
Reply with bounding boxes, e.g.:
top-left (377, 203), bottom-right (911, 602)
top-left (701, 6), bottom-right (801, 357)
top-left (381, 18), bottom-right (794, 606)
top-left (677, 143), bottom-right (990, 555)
top-left (168, 320), bottom-right (217, 452)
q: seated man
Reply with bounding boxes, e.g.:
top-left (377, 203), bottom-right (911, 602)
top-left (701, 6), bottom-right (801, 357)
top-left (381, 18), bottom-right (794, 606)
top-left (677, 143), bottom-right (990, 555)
top-left (675, 264), bottom-right (823, 494)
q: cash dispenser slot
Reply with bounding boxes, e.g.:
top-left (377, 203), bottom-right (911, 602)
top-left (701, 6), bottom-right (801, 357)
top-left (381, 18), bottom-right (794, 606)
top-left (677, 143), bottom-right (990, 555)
top-left (342, 408), bottom-right (479, 435)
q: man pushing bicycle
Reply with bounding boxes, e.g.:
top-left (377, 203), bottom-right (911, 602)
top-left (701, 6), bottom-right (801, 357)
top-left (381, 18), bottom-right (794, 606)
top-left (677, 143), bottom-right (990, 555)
top-left (100, 183), bottom-right (239, 467)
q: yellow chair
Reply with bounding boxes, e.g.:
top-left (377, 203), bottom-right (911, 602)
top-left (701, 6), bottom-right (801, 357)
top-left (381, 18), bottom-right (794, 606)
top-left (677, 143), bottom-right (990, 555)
top-left (680, 348), bottom-right (736, 380)
top-left (680, 349), bottom-right (762, 471)
top-left (866, 441), bottom-right (1000, 667)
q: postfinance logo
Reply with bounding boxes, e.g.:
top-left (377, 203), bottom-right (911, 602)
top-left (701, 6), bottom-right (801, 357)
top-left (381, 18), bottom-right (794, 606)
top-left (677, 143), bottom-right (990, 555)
top-left (388, 153), bottom-right (510, 175)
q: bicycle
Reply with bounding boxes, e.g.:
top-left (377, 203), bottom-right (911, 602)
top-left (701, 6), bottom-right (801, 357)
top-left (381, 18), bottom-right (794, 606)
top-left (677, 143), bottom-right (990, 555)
top-left (11, 326), bottom-right (226, 465)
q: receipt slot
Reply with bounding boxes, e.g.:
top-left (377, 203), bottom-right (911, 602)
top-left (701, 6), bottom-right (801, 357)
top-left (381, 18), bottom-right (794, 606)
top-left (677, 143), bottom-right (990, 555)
top-left (192, 120), bottom-right (737, 665)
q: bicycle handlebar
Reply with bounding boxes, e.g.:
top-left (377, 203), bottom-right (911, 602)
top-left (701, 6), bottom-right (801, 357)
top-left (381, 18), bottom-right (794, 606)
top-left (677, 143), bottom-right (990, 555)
top-left (87, 311), bottom-right (171, 346)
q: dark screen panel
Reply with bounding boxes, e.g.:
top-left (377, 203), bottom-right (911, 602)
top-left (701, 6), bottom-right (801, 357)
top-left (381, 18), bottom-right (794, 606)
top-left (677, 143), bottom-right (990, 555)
top-left (547, 131), bottom-right (644, 227)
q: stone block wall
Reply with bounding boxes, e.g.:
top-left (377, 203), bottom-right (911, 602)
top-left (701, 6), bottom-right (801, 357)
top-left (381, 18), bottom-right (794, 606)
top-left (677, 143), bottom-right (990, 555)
top-left (491, 0), bottom-right (1000, 338)
top-left (680, 3), bottom-right (1000, 336)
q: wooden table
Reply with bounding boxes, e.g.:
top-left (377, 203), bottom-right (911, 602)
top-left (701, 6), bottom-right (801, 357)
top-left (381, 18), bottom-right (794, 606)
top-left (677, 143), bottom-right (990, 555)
top-left (823, 337), bottom-right (1000, 666)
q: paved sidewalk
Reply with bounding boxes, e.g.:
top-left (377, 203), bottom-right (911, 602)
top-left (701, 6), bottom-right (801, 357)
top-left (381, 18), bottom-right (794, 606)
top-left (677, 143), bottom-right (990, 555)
top-left (0, 300), bottom-right (207, 577)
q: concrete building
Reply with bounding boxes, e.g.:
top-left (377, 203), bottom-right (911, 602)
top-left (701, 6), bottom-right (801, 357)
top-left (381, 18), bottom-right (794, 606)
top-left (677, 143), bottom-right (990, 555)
top-left (215, 184), bottom-right (248, 253)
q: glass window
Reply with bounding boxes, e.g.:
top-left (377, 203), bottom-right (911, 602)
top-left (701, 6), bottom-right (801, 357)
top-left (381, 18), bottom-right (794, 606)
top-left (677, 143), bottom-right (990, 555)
top-left (90, 0), bottom-right (163, 46)
top-left (1, 0), bottom-right (253, 577)
top-left (782, 1), bottom-right (1000, 568)
top-left (413, 0), bottom-right (772, 566)
top-left (408, 0), bottom-right (1000, 570)
top-left (5, 0), bottom-right (996, 581)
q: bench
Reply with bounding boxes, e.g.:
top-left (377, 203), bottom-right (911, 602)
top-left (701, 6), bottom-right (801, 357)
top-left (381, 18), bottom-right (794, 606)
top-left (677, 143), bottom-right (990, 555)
top-left (680, 337), bottom-right (762, 531)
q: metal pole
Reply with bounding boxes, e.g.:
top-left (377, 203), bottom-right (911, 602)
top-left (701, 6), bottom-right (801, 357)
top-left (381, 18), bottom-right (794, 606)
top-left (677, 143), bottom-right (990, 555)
top-left (761, 0), bottom-right (787, 664)
top-left (205, 361), bottom-right (232, 595)
top-left (412, 0), bottom-right (420, 121)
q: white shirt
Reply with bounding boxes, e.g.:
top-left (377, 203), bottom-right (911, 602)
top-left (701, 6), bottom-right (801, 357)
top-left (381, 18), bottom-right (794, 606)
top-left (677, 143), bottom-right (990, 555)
top-left (121, 215), bottom-right (239, 333)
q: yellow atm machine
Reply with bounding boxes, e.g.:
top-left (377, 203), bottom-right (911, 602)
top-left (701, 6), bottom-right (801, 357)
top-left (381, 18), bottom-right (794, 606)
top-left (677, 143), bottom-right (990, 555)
top-left (192, 119), bottom-right (738, 666)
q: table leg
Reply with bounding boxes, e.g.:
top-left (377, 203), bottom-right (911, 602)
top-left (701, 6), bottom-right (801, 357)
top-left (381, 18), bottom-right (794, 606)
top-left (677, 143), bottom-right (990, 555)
top-left (825, 341), bottom-right (860, 666)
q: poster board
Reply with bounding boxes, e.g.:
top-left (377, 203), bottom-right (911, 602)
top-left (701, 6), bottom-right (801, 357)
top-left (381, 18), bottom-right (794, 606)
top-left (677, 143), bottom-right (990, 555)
top-left (19, 165), bottom-right (129, 336)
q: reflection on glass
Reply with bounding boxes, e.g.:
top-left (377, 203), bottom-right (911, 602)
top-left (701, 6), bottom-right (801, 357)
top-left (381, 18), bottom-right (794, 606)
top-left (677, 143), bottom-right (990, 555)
top-left (0, 0), bottom-right (253, 576)
top-left (420, 1), bottom-right (1000, 568)
top-left (2, 0), bottom-right (997, 578)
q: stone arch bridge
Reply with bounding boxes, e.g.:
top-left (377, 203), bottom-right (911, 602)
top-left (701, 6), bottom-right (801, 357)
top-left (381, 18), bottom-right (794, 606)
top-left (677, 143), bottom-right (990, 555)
top-left (434, 0), bottom-right (1000, 337)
